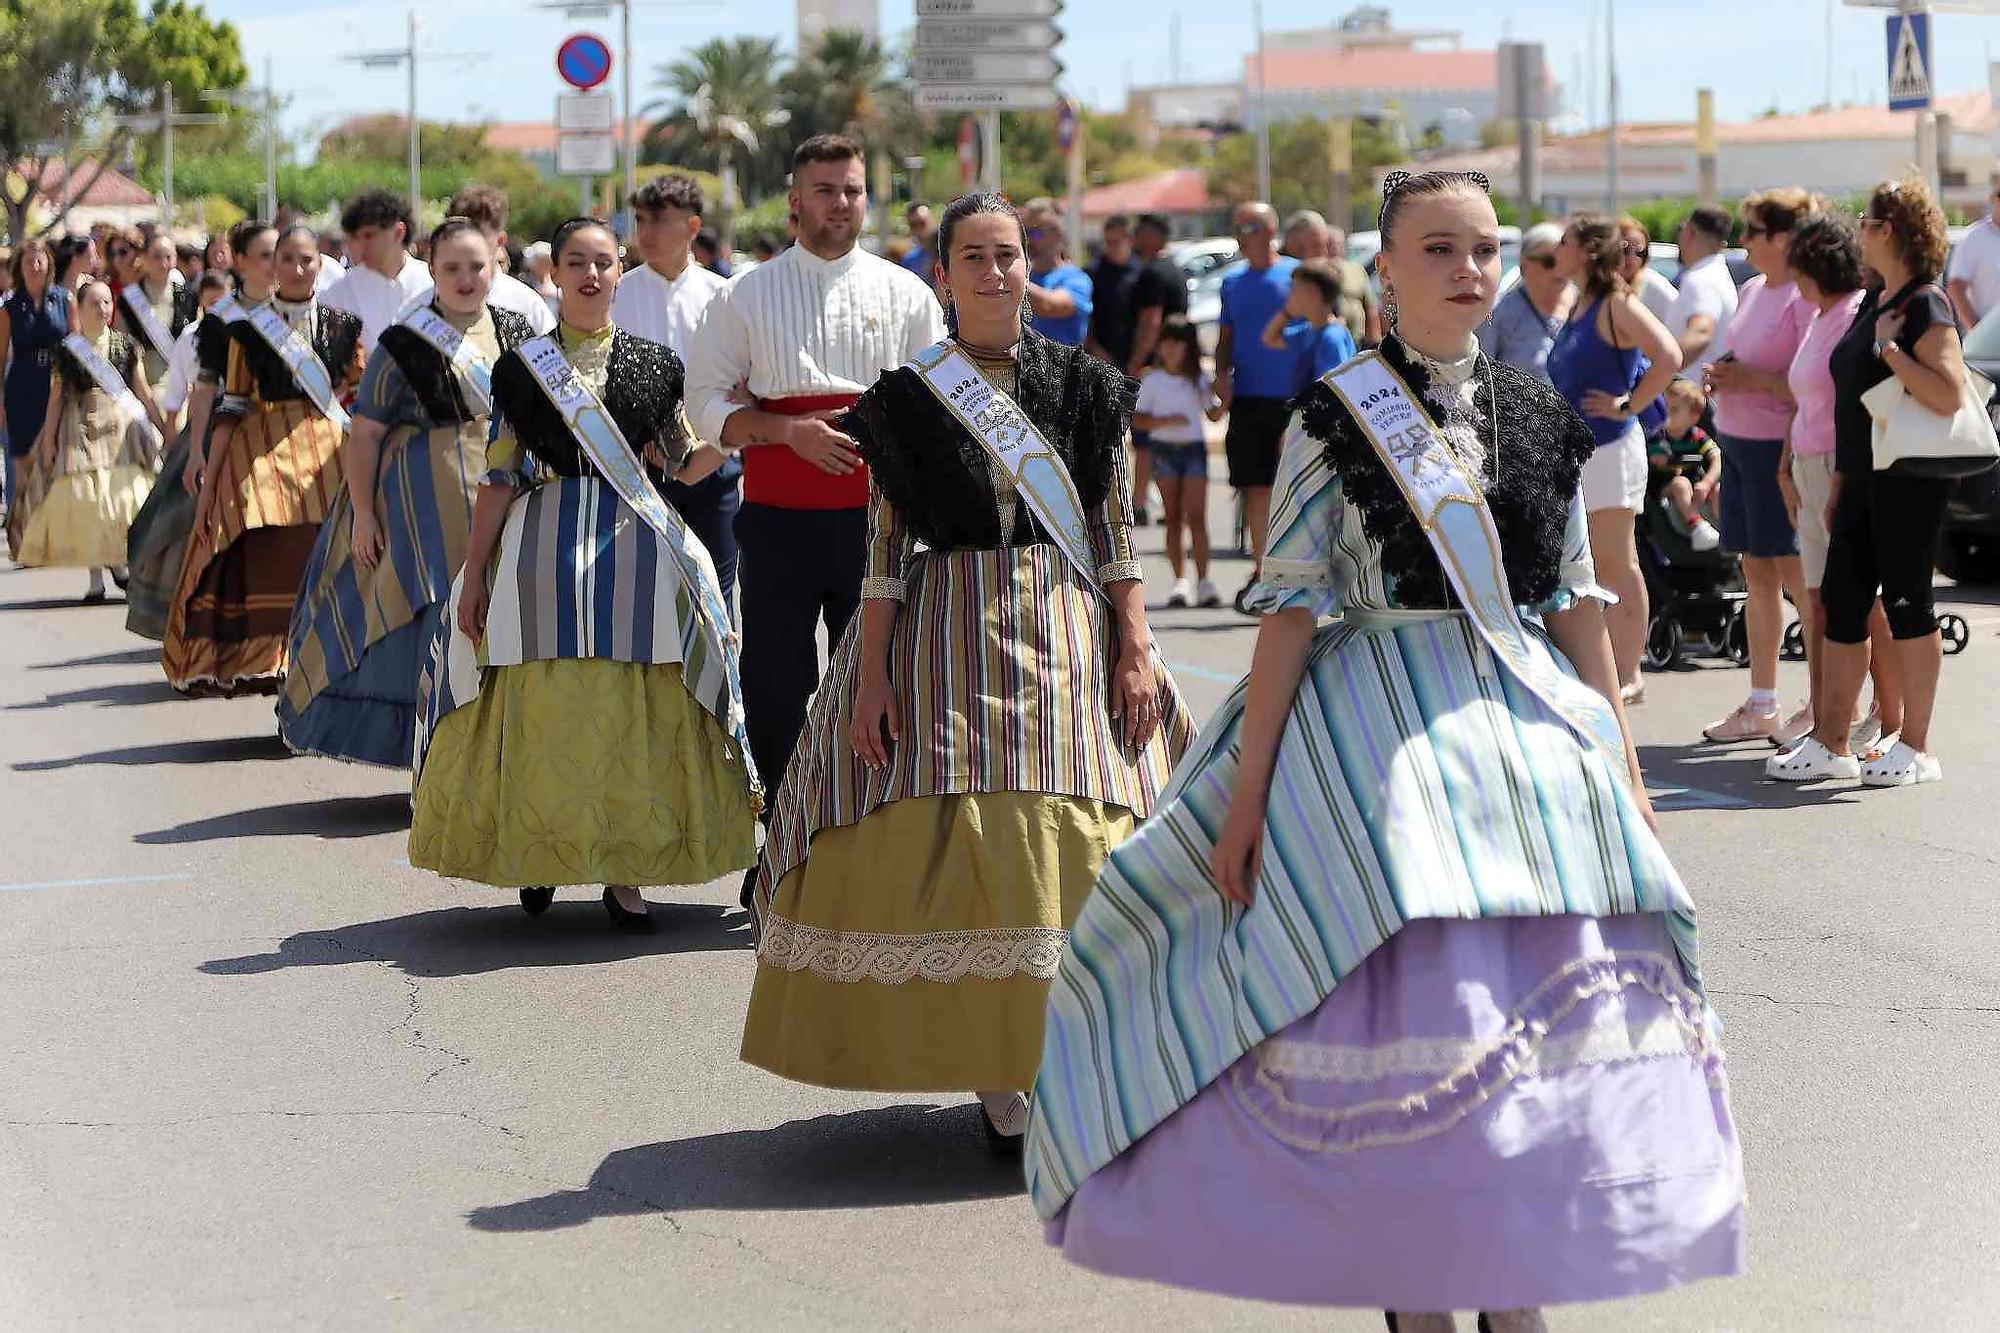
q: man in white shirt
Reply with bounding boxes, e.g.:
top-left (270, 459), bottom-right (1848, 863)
top-left (1946, 173), bottom-right (2000, 329)
top-left (397, 183), bottom-right (556, 338)
top-left (1666, 205), bottom-right (1739, 379)
top-left (319, 189), bottom-right (432, 356)
top-left (685, 132), bottom-right (946, 837)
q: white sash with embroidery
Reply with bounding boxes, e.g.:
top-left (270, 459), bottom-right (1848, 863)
top-left (912, 340), bottom-right (1109, 601)
top-left (243, 301), bottom-right (350, 431)
top-left (120, 286), bottom-right (175, 364)
top-left (516, 334), bottom-right (756, 786)
top-left (399, 305), bottom-right (494, 416)
top-left (209, 293), bottom-right (247, 326)
top-left (1323, 351), bottom-right (1630, 784)
top-left (62, 333), bottom-right (162, 455)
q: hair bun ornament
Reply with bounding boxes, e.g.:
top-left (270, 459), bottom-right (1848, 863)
top-left (1380, 170), bottom-right (1414, 199)
top-left (1463, 170), bottom-right (1492, 193)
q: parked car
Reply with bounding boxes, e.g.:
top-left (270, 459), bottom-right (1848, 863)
top-left (1168, 238), bottom-right (1239, 358)
top-left (1942, 304), bottom-right (2000, 584)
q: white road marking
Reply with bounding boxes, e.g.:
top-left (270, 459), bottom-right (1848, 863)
top-left (0, 872), bottom-right (195, 894)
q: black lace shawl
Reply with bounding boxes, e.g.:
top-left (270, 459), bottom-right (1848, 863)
top-left (844, 330), bottom-right (1136, 551)
top-left (226, 304), bottom-right (364, 403)
top-left (376, 306), bottom-right (535, 423)
top-left (54, 330), bottom-right (138, 391)
top-left (1294, 336), bottom-right (1596, 609)
top-left (489, 328), bottom-right (689, 487)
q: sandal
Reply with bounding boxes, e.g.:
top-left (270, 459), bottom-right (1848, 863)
top-left (1859, 740), bottom-right (1941, 788)
top-left (1765, 737), bottom-right (1859, 782)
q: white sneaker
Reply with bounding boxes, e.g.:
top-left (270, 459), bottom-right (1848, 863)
top-left (1688, 519), bottom-right (1721, 551)
top-left (1859, 740), bottom-right (1942, 787)
top-left (1166, 577), bottom-right (1192, 608)
top-left (1849, 703), bottom-right (1884, 755)
top-left (1196, 577), bottom-right (1223, 608)
top-left (1766, 737), bottom-right (1860, 782)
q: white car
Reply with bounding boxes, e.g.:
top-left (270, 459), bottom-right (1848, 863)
top-left (1169, 238), bottom-right (1239, 357)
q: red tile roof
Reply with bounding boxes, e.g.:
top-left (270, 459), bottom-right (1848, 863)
top-left (1249, 46), bottom-right (1500, 94)
top-left (482, 119), bottom-right (652, 155)
top-left (1081, 167), bottom-right (1212, 218)
top-left (29, 158), bottom-right (154, 208)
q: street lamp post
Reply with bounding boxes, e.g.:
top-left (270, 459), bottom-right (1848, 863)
top-left (1251, 0), bottom-right (1270, 203)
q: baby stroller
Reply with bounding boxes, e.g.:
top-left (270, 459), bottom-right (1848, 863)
top-left (1637, 475), bottom-right (1748, 670)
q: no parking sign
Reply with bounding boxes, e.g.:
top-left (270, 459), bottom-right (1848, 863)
top-left (556, 33), bottom-right (612, 91)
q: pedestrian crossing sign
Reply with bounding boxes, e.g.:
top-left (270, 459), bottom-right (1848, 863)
top-left (1887, 11), bottom-right (1932, 111)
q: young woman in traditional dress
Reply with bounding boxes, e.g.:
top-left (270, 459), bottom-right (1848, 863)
top-left (161, 223), bottom-right (361, 695)
top-left (116, 228), bottom-right (185, 398)
top-left (280, 220), bottom-right (533, 766)
top-left (409, 217), bottom-right (757, 930)
top-left (2, 238), bottom-right (70, 555)
top-left (1027, 173), bottom-right (1745, 1328)
top-left (16, 280), bottom-right (165, 598)
top-left (739, 193), bottom-right (1193, 1148)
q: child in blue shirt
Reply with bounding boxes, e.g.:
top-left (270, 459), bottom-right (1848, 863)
top-left (1259, 258), bottom-right (1358, 393)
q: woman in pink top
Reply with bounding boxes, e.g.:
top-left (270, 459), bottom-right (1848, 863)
top-left (1772, 215), bottom-right (1903, 773)
top-left (1701, 189), bottom-right (1817, 745)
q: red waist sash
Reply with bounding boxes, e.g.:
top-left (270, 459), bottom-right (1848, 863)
top-left (744, 393), bottom-right (868, 510)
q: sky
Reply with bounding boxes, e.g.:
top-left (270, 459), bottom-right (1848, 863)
top-left (208, 0), bottom-right (2000, 150)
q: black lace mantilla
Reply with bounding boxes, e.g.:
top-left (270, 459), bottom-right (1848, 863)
top-left (227, 304), bottom-right (364, 403)
top-left (489, 328), bottom-right (689, 486)
top-left (377, 306), bottom-right (535, 423)
top-left (54, 330), bottom-right (137, 390)
top-left (1295, 337), bottom-right (1596, 608)
top-left (846, 330), bottom-right (1135, 551)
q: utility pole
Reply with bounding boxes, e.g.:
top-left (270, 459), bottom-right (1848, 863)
top-left (111, 85), bottom-right (225, 231)
top-left (207, 57), bottom-right (281, 221)
top-left (343, 10), bottom-right (480, 211)
top-left (1251, 0), bottom-right (1270, 202)
top-left (1605, 0), bottom-right (1621, 212)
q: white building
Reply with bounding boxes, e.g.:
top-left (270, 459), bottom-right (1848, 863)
top-left (1416, 91), bottom-right (2000, 215)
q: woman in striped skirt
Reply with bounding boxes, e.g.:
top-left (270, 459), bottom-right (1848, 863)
top-left (740, 194), bottom-right (1194, 1146)
top-left (409, 217), bottom-right (758, 930)
top-left (281, 220), bottom-right (532, 766)
top-left (1027, 175), bottom-right (1744, 1327)
top-left (161, 223), bottom-right (361, 695)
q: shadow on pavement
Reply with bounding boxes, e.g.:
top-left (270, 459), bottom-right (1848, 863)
top-left (1639, 742), bottom-right (1862, 811)
top-left (31, 646), bottom-right (162, 670)
top-left (8, 679), bottom-right (181, 710)
top-left (17, 733), bottom-right (290, 771)
top-left (136, 792), bottom-right (411, 844)
top-left (0, 596), bottom-right (130, 613)
top-left (465, 1104), bottom-right (1021, 1231)
top-left (198, 899), bottom-right (750, 979)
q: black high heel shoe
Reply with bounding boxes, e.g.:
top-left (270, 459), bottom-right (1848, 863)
top-left (602, 886), bottom-right (656, 932)
top-left (518, 887), bottom-right (554, 916)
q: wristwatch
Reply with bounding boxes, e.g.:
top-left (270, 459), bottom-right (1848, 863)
top-left (1614, 394), bottom-right (1633, 417)
top-left (1873, 339), bottom-right (1894, 358)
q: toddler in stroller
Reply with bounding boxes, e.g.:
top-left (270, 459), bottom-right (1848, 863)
top-left (1638, 380), bottom-right (1747, 668)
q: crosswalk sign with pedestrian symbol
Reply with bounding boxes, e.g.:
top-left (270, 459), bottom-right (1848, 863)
top-left (1887, 11), bottom-right (1932, 112)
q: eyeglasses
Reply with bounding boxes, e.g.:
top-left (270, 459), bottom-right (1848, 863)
top-left (1235, 222), bottom-right (1267, 237)
top-left (1740, 226), bottom-right (1767, 241)
top-left (1525, 253), bottom-right (1557, 269)
top-left (109, 248), bottom-right (131, 260)
top-left (1857, 212), bottom-right (1886, 229)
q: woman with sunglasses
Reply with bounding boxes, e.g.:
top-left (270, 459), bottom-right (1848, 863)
top-left (1779, 178), bottom-right (1962, 787)
top-left (1699, 190), bottom-right (1818, 747)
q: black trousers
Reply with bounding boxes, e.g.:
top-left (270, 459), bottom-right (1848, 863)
top-left (662, 458), bottom-right (742, 613)
top-left (1820, 467), bottom-right (1953, 644)
top-left (734, 500), bottom-right (867, 801)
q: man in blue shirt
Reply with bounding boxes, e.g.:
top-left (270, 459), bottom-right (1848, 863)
top-left (1215, 201), bottom-right (1298, 606)
top-left (899, 202), bottom-right (936, 282)
top-left (1022, 197), bottom-right (1093, 347)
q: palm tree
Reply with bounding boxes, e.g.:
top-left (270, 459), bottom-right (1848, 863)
top-left (645, 36), bottom-right (790, 249)
top-left (782, 29), bottom-right (917, 240)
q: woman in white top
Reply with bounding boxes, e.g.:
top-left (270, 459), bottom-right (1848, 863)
top-left (1131, 314), bottom-right (1223, 607)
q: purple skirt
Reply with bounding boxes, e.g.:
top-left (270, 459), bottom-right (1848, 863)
top-left (1045, 913), bottom-right (1745, 1311)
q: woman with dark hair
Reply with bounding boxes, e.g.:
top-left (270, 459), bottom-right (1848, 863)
top-left (53, 234), bottom-right (99, 297)
top-left (16, 279), bottom-right (165, 599)
top-left (1029, 172), bottom-right (1742, 1324)
top-left (0, 237), bottom-right (69, 550)
top-left (116, 229), bottom-right (185, 396)
top-left (281, 219), bottom-right (535, 767)
top-left (739, 192), bottom-right (1192, 1145)
top-left (1698, 190), bottom-right (1816, 745)
top-left (161, 224), bottom-right (362, 695)
top-left (1548, 212), bottom-right (1682, 702)
top-left (410, 217), bottom-right (757, 929)
top-left (1768, 215), bottom-right (1903, 778)
top-left (1779, 178), bottom-right (1963, 786)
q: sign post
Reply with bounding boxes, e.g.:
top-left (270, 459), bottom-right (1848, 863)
top-left (915, 0), bottom-right (1067, 195)
top-left (555, 33), bottom-right (615, 212)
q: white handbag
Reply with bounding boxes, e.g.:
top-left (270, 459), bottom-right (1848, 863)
top-left (1861, 354), bottom-right (2000, 479)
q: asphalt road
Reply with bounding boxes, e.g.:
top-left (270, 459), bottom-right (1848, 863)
top-left (3, 501), bottom-right (1998, 1330)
